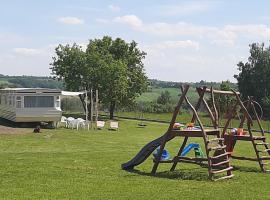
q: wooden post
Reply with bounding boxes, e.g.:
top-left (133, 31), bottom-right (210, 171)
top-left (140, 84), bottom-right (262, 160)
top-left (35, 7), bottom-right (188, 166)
top-left (95, 90), bottom-right (98, 122)
top-left (85, 88), bottom-right (89, 130)
top-left (85, 88), bottom-right (88, 121)
top-left (90, 89), bottom-right (93, 129)
top-left (151, 85), bottom-right (190, 174)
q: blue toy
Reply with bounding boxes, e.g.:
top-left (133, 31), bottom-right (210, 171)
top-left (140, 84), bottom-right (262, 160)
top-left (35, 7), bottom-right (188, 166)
top-left (153, 146), bottom-right (170, 161)
top-left (181, 143), bottom-right (204, 158)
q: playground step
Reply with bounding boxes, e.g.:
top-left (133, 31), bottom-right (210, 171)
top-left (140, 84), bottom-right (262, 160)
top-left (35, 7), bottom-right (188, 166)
top-left (210, 152), bottom-right (230, 160)
top-left (252, 136), bottom-right (266, 140)
top-left (213, 174), bottom-right (234, 181)
top-left (207, 138), bottom-right (224, 143)
top-left (211, 166), bottom-right (233, 174)
top-left (211, 159), bottom-right (230, 167)
top-left (258, 149), bottom-right (270, 153)
top-left (259, 156), bottom-right (270, 160)
top-left (255, 142), bottom-right (269, 146)
top-left (209, 145), bottom-right (226, 151)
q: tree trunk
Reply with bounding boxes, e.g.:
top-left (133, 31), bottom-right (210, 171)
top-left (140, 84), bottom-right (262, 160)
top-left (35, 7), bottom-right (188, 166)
top-left (109, 101), bottom-right (115, 119)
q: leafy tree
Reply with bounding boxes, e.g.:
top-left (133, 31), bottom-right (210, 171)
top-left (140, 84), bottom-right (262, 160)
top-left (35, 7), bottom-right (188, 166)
top-left (218, 80), bottom-right (235, 116)
top-left (234, 43), bottom-right (270, 117)
top-left (207, 80), bottom-right (234, 117)
top-left (51, 44), bottom-right (87, 91)
top-left (51, 36), bottom-right (148, 119)
top-left (157, 90), bottom-right (171, 105)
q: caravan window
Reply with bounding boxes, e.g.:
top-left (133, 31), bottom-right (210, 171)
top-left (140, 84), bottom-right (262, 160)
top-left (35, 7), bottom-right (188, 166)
top-left (55, 96), bottom-right (60, 108)
top-left (24, 96), bottom-right (54, 108)
top-left (16, 96), bottom-right (22, 108)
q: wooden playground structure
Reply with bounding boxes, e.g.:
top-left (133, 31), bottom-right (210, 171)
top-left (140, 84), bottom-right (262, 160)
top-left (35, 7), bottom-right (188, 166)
top-left (122, 85), bottom-right (270, 181)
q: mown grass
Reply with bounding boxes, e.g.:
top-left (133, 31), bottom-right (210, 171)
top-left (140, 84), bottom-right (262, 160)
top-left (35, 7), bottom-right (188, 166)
top-left (0, 120), bottom-right (270, 199)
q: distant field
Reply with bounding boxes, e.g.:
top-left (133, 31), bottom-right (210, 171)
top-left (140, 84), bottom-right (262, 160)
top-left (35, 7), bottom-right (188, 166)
top-left (136, 86), bottom-right (199, 104)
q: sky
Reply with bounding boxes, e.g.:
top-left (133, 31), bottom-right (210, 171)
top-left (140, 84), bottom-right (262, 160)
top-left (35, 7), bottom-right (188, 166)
top-left (1, 0), bottom-right (270, 82)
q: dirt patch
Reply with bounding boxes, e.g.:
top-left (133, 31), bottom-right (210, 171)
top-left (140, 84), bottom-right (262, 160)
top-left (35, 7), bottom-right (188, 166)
top-left (0, 125), bottom-right (31, 134)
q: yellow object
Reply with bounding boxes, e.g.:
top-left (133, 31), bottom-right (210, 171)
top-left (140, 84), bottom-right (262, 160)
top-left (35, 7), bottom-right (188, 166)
top-left (186, 122), bottom-right (194, 127)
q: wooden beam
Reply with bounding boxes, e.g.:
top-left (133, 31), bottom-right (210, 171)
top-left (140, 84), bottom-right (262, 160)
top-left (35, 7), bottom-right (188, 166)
top-left (204, 88), bottom-right (240, 96)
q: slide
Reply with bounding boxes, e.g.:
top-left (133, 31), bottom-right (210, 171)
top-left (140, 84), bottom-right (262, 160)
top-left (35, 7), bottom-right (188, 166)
top-left (121, 135), bottom-right (174, 170)
top-left (180, 143), bottom-right (199, 157)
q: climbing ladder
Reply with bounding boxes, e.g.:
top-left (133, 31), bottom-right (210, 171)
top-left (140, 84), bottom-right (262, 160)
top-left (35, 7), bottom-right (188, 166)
top-left (152, 85), bottom-right (233, 181)
top-left (221, 94), bottom-right (270, 172)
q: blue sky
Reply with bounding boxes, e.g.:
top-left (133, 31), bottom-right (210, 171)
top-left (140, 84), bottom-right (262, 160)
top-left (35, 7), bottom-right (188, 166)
top-left (1, 0), bottom-right (270, 82)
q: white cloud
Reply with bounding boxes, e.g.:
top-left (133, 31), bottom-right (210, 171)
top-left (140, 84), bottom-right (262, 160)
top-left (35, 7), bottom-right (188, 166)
top-left (58, 17), bottom-right (84, 25)
top-left (114, 15), bottom-right (270, 46)
top-left (224, 24), bottom-right (270, 39)
top-left (144, 50), bottom-right (241, 82)
top-left (211, 39), bottom-right (235, 47)
top-left (1, 46), bottom-right (53, 76)
top-left (145, 40), bottom-right (200, 51)
top-left (114, 15), bottom-right (142, 28)
top-left (13, 48), bottom-right (41, 56)
top-left (108, 5), bottom-right (120, 12)
top-left (157, 1), bottom-right (218, 16)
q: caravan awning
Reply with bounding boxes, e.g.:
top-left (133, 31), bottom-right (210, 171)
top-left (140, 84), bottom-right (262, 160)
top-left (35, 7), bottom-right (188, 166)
top-left (61, 91), bottom-right (85, 96)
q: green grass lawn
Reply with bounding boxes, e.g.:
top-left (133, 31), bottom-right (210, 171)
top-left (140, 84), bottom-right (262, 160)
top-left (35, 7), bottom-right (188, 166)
top-left (0, 120), bottom-right (270, 199)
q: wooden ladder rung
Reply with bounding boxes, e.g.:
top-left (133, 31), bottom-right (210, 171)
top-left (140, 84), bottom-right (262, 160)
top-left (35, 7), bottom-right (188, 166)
top-left (253, 136), bottom-right (266, 140)
top-left (211, 166), bottom-right (233, 174)
top-left (207, 138), bottom-right (224, 143)
top-left (211, 159), bottom-right (230, 167)
top-left (213, 174), bottom-right (234, 181)
top-left (259, 156), bottom-right (270, 160)
top-left (209, 145), bottom-right (226, 151)
top-left (258, 149), bottom-right (270, 153)
top-left (255, 142), bottom-right (269, 145)
top-left (210, 152), bottom-right (230, 160)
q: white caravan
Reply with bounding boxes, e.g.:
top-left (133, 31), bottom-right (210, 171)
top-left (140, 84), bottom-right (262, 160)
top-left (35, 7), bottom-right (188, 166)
top-left (0, 88), bottom-right (62, 124)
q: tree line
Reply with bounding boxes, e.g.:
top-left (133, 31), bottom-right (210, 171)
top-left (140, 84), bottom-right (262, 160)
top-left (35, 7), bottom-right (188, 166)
top-left (0, 75), bottom-right (63, 89)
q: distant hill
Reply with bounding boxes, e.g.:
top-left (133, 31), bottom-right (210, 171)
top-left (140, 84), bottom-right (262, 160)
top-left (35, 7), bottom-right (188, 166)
top-left (149, 79), bottom-right (237, 89)
top-left (0, 75), bottom-right (237, 94)
top-left (0, 74), bottom-right (63, 89)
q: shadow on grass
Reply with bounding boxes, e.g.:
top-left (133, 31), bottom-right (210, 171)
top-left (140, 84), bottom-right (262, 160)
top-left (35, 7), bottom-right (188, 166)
top-left (0, 117), bottom-right (53, 129)
top-left (232, 165), bottom-right (262, 173)
top-left (0, 117), bottom-right (17, 128)
top-left (124, 168), bottom-right (209, 181)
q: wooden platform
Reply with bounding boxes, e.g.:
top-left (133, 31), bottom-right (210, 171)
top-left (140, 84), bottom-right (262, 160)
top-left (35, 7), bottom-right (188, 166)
top-left (170, 129), bottom-right (219, 137)
top-left (224, 134), bottom-right (266, 141)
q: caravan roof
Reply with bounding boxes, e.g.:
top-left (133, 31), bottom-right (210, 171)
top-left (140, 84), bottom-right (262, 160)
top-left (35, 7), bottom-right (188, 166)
top-left (0, 88), bottom-right (62, 93)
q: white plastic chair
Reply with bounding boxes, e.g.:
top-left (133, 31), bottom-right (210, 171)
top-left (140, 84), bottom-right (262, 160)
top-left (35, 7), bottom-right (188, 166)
top-left (58, 116), bottom-right (67, 128)
top-left (66, 117), bottom-right (75, 129)
top-left (109, 121), bottom-right (119, 131)
top-left (96, 121), bottom-right (105, 129)
top-left (77, 118), bottom-right (89, 130)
